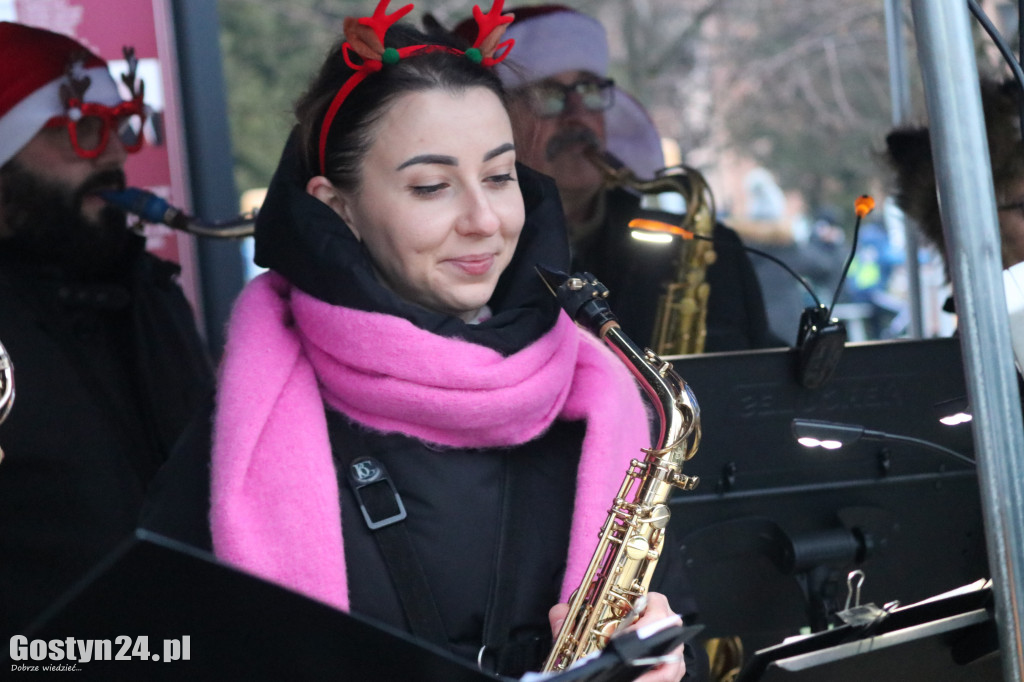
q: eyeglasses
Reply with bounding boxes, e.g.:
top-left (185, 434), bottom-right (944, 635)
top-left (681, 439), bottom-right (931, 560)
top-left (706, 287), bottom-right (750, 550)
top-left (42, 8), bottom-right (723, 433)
top-left (521, 78), bottom-right (615, 118)
top-left (44, 98), bottom-right (147, 159)
top-left (998, 199), bottom-right (1024, 217)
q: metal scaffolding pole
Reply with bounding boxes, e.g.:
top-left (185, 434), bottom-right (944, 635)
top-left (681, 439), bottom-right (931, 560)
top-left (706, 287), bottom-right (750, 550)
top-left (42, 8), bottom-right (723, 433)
top-left (884, 0), bottom-right (924, 338)
top-left (910, 1), bottom-right (1024, 680)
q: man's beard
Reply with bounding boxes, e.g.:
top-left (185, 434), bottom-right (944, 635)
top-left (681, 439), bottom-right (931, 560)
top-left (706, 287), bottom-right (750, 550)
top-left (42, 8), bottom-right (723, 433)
top-left (0, 161), bottom-right (134, 279)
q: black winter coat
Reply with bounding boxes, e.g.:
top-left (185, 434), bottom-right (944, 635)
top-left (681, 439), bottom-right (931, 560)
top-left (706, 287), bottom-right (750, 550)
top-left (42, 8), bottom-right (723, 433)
top-left (0, 236), bottom-right (213, 641)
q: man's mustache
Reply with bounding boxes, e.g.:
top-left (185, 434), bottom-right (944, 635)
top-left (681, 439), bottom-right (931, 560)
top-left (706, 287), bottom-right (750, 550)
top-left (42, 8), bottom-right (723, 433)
top-left (77, 169), bottom-right (127, 203)
top-left (545, 127), bottom-right (601, 162)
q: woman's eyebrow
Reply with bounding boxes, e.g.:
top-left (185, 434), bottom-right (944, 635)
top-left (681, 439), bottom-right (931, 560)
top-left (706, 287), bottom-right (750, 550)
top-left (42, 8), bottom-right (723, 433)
top-left (483, 142), bottom-right (515, 162)
top-left (395, 143), bottom-right (514, 170)
top-left (396, 154), bottom-right (457, 170)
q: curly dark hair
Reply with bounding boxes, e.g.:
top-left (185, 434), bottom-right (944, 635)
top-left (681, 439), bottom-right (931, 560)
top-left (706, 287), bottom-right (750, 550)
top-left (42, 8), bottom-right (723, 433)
top-left (294, 24), bottom-right (507, 191)
top-left (883, 78), bottom-right (1024, 277)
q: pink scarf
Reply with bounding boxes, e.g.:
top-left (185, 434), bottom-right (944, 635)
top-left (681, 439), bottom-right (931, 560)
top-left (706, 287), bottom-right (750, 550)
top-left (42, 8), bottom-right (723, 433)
top-left (210, 271), bottom-right (651, 611)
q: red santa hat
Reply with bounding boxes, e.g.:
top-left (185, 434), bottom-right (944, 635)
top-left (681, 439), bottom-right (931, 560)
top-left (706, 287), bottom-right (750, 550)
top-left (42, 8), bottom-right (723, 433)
top-left (0, 22), bottom-right (122, 167)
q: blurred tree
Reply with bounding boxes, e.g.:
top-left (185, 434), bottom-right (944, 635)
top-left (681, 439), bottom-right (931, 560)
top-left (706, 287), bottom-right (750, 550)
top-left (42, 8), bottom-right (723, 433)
top-left (219, 0), bottom-right (352, 193)
top-left (689, 1), bottom-right (895, 221)
top-left (217, 0), bottom-right (904, 223)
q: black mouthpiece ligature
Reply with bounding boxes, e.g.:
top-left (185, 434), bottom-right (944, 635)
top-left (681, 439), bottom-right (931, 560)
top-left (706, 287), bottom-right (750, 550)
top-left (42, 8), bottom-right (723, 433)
top-left (535, 266), bottom-right (620, 337)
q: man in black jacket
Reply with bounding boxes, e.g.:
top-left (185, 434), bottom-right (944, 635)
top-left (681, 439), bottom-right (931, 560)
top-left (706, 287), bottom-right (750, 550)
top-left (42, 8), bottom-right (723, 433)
top-left (482, 5), bottom-right (779, 351)
top-left (0, 22), bottom-right (213, 641)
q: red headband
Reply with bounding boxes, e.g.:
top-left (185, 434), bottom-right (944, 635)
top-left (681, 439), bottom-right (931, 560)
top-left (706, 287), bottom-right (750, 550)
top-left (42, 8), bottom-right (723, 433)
top-left (317, 0), bottom-right (514, 175)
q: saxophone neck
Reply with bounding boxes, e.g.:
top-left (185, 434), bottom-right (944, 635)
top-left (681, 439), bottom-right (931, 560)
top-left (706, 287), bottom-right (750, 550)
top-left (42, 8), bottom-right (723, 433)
top-left (101, 188), bottom-right (256, 239)
top-left (603, 326), bottom-right (700, 459)
top-left (585, 145), bottom-right (708, 205)
top-left (535, 267), bottom-right (700, 457)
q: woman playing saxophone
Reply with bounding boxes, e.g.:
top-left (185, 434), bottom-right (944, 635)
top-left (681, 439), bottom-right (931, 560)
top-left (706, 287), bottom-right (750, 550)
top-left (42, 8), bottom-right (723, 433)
top-left (141, 2), bottom-right (697, 679)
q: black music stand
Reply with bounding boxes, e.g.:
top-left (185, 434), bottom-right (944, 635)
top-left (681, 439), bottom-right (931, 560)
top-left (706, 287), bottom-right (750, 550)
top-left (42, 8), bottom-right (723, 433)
top-left (734, 585), bottom-right (1002, 682)
top-left (661, 337), bottom-right (988, 654)
top-left (6, 530), bottom-right (692, 682)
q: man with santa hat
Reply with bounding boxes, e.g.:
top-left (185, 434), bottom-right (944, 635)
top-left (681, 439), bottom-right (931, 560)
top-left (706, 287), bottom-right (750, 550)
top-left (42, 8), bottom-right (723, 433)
top-left (0, 21), bottom-right (211, 640)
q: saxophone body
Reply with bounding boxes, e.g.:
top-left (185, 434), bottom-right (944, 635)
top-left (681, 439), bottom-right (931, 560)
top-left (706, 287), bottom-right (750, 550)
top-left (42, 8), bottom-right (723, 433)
top-left (586, 148), bottom-right (718, 356)
top-left (536, 267), bottom-right (701, 673)
top-left (0, 338), bottom-right (14, 462)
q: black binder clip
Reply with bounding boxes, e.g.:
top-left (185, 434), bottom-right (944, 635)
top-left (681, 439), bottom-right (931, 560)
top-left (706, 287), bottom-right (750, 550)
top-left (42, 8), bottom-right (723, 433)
top-left (347, 456), bottom-right (408, 530)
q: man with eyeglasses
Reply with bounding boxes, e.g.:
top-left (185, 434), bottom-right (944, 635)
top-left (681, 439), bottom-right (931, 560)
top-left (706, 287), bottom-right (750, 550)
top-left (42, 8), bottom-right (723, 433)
top-left (455, 5), bottom-right (777, 353)
top-left (0, 22), bottom-right (212, 642)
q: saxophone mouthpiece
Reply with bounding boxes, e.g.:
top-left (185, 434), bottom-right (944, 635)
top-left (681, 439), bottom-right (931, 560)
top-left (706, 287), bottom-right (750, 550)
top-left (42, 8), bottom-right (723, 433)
top-left (535, 264), bottom-right (570, 297)
top-left (100, 187), bottom-right (190, 232)
top-left (534, 266), bottom-right (619, 337)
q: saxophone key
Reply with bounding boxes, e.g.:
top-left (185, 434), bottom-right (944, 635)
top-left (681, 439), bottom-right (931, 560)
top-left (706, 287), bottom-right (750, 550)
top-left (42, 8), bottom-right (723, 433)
top-left (624, 534), bottom-right (651, 560)
top-left (672, 473), bottom-right (700, 490)
top-left (645, 503), bottom-right (672, 529)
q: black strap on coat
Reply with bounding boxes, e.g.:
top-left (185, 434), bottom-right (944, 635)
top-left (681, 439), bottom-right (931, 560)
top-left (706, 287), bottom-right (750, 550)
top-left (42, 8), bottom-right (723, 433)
top-left (478, 456), bottom-right (552, 677)
top-left (334, 419), bottom-right (552, 675)
top-left (334, 439), bottom-right (449, 650)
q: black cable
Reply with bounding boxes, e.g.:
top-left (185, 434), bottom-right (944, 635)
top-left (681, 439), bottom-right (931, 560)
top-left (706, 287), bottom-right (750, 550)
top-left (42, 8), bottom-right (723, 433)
top-left (827, 213), bottom-right (864, 322)
top-left (692, 234), bottom-right (823, 309)
top-left (865, 430), bottom-right (977, 467)
top-left (967, 0), bottom-right (1024, 136)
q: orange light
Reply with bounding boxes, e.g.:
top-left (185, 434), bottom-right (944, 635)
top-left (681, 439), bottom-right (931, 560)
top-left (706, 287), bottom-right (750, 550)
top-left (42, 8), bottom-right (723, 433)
top-left (627, 218), bottom-right (695, 239)
top-left (854, 195), bottom-right (875, 218)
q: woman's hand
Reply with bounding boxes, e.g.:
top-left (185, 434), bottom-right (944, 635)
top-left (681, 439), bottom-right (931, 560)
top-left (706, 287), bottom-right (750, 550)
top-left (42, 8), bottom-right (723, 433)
top-left (548, 591), bottom-right (687, 682)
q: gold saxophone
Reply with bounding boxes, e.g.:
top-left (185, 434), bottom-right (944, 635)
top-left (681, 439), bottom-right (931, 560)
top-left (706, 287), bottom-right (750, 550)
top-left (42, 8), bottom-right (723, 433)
top-left (0, 338), bottom-right (14, 464)
top-left (585, 148), bottom-right (717, 356)
top-left (584, 153), bottom-right (744, 680)
top-left (536, 266), bottom-right (701, 673)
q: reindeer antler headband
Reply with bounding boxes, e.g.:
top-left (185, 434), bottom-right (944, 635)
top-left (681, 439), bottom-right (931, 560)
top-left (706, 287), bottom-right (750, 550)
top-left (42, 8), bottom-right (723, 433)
top-left (58, 46), bottom-right (145, 121)
top-left (317, 0), bottom-right (514, 175)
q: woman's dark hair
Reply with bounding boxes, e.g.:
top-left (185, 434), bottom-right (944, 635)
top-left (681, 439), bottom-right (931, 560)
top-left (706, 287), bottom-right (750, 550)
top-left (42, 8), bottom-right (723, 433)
top-left (884, 77), bottom-right (1024, 276)
top-left (295, 24), bottom-right (507, 190)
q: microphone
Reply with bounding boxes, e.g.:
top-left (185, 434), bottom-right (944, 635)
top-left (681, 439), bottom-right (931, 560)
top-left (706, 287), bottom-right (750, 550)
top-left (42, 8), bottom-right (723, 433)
top-left (628, 195), bottom-right (876, 389)
top-left (791, 195), bottom-right (875, 389)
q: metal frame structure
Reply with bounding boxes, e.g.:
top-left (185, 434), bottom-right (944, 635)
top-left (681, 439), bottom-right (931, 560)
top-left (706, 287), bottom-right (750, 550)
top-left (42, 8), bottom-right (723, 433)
top-left (160, 1), bottom-right (1024, 676)
top-left (910, 1), bottom-right (1024, 680)
top-left (170, 0), bottom-right (246, 357)
top-left (884, 0), bottom-right (925, 339)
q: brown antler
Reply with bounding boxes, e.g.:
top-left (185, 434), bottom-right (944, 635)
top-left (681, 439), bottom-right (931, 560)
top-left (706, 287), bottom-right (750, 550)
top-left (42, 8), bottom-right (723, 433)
top-left (344, 0), bottom-right (413, 62)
